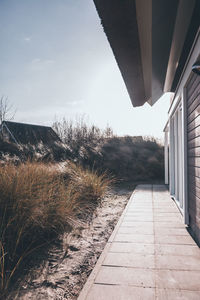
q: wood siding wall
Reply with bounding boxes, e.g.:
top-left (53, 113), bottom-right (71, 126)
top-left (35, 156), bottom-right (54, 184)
top-left (186, 72), bottom-right (200, 243)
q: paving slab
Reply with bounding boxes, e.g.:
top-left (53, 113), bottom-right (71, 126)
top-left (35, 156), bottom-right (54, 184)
top-left (95, 266), bottom-right (155, 287)
top-left (154, 207), bottom-right (178, 211)
top-left (103, 252), bottom-right (155, 268)
top-left (78, 185), bottom-right (200, 300)
top-left (118, 226), bottom-right (154, 235)
top-left (123, 217), bottom-right (154, 222)
top-left (123, 216), bottom-right (154, 222)
top-left (153, 221), bottom-right (185, 228)
top-left (154, 216), bottom-right (182, 222)
top-left (155, 234), bottom-right (196, 245)
top-left (113, 233), bottom-right (154, 243)
top-left (109, 242), bottom-right (155, 254)
top-left (153, 212), bottom-right (181, 217)
top-left (128, 208), bottom-right (153, 211)
top-left (154, 227), bottom-right (188, 236)
top-left (156, 254), bottom-right (200, 270)
top-left (155, 244), bottom-right (200, 256)
top-left (85, 285), bottom-right (155, 300)
top-left (157, 289), bottom-right (200, 300)
top-left (156, 269), bottom-right (200, 290)
top-left (121, 221), bottom-right (154, 227)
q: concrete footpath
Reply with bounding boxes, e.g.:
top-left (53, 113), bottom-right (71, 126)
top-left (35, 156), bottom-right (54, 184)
top-left (78, 185), bottom-right (200, 300)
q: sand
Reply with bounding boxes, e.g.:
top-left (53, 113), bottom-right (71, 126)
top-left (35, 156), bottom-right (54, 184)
top-left (11, 185), bottom-right (132, 300)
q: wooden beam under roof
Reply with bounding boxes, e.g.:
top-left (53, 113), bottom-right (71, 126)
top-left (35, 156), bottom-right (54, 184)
top-left (93, 0), bottom-right (146, 107)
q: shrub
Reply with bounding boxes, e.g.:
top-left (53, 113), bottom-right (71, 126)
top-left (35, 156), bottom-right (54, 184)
top-left (84, 136), bottom-right (165, 182)
top-left (53, 117), bottom-right (164, 182)
top-left (52, 116), bottom-right (114, 150)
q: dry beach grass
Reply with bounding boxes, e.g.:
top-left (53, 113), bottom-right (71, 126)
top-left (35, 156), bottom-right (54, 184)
top-left (0, 161), bottom-right (112, 297)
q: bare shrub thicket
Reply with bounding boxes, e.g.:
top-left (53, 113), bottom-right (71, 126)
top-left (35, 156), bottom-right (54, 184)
top-left (52, 116), bottom-right (114, 147)
top-left (0, 96), bottom-right (16, 124)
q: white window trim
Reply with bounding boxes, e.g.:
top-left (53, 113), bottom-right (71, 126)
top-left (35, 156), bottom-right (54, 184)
top-left (182, 87), bottom-right (189, 224)
top-left (169, 117), bottom-right (175, 195)
top-left (169, 99), bottom-right (184, 215)
top-left (164, 129), bottom-right (169, 185)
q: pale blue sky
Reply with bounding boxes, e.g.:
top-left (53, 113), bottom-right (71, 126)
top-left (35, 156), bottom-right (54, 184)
top-left (0, 0), bottom-right (170, 138)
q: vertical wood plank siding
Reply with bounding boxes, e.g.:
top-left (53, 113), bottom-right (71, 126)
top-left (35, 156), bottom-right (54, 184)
top-left (186, 72), bottom-right (200, 243)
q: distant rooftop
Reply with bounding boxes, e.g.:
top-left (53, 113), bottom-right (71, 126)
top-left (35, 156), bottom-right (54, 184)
top-left (1, 121), bottom-right (61, 145)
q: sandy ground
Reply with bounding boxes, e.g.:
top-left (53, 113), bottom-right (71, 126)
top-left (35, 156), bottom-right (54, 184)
top-left (10, 185), bottom-right (132, 300)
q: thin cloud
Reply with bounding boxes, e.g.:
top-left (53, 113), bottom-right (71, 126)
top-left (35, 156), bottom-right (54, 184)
top-left (24, 36), bottom-right (31, 42)
top-left (67, 100), bottom-right (84, 106)
top-left (30, 58), bottom-right (55, 71)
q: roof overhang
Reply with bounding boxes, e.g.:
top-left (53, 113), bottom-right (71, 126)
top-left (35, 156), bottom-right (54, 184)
top-left (93, 0), bottom-right (200, 107)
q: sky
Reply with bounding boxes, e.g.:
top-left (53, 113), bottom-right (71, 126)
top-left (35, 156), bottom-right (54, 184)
top-left (0, 0), bottom-right (171, 139)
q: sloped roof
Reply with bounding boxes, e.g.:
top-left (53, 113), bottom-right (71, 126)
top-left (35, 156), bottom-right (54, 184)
top-left (93, 0), bottom-right (200, 107)
top-left (93, 0), bottom-right (146, 107)
top-left (1, 121), bottom-right (61, 145)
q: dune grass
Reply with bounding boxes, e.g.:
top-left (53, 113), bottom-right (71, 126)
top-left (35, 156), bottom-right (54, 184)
top-left (0, 161), bottom-right (111, 296)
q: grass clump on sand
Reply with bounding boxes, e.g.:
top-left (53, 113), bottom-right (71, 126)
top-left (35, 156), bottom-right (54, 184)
top-left (63, 162), bottom-right (113, 218)
top-left (0, 161), bottom-right (111, 296)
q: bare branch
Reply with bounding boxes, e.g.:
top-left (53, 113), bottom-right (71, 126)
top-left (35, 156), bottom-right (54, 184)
top-left (0, 96), bottom-right (16, 124)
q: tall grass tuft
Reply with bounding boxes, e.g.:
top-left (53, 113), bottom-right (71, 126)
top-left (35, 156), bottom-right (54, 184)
top-left (0, 161), bottom-right (111, 296)
top-left (63, 162), bottom-right (113, 217)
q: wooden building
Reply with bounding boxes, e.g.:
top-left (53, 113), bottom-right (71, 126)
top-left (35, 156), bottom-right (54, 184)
top-left (0, 121), bottom-right (61, 146)
top-left (93, 0), bottom-right (200, 243)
